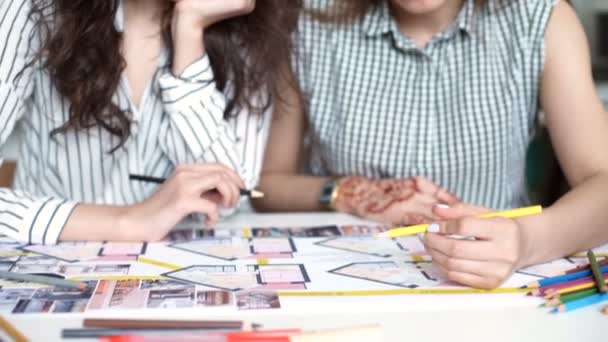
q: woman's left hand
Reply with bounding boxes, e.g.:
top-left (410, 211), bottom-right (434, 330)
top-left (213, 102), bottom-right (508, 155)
top-left (422, 204), bottom-right (531, 289)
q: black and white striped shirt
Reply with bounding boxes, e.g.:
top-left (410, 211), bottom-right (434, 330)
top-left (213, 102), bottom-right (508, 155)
top-left (0, 0), bottom-right (270, 244)
top-left (297, 0), bottom-right (557, 209)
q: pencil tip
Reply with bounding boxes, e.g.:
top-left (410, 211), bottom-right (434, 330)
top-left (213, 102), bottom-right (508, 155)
top-left (250, 190), bottom-right (265, 198)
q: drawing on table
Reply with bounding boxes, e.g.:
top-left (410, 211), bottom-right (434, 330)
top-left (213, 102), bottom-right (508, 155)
top-left (23, 242), bottom-right (146, 263)
top-left (329, 261), bottom-right (440, 288)
top-left (170, 237), bottom-right (296, 261)
top-left (516, 257), bottom-right (586, 278)
top-left (0, 229), bottom-right (607, 314)
top-left (163, 265), bottom-right (257, 291)
top-left (163, 264), bottom-right (310, 291)
top-left (252, 264), bottom-right (309, 290)
top-left (394, 237), bottom-right (427, 256)
top-left (315, 237), bottom-right (406, 258)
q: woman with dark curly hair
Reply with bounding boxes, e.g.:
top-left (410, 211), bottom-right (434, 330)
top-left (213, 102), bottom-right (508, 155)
top-left (0, 0), bottom-right (301, 243)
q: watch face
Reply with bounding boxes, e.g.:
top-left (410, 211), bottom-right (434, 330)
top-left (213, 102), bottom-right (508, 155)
top-left (320, 181), bottom-right (336, 204)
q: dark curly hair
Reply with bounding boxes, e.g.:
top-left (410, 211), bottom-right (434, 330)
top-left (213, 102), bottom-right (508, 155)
top-left (28, 0), bottom-right (302, 151)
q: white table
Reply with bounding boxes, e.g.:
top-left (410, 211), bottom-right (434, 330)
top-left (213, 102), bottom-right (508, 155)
top-left (3, 212), bottom-right (608, 342)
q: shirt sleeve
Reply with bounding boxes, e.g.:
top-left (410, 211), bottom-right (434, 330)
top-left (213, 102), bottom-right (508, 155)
top-left (157, 55), bottom-right (266, 190)
top-left (0, 0), bottom-right (77, 244)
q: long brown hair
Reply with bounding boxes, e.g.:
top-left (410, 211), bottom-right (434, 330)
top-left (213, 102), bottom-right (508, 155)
top-left (28, 0), bottom-right (301, 151)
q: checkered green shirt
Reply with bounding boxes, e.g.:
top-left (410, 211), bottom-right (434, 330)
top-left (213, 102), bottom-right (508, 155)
top-left (296, 0), bottom-right (557, 209)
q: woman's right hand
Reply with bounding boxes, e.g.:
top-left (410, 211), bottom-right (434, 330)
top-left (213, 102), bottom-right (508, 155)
top-left (333, 176), bottom-right (460, 226)
top-left (125, 163), bottom-right (244, 241)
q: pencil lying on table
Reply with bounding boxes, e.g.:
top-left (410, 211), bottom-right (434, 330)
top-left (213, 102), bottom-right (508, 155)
top-left (544, 288), bottom-right (598, 308)
top-left (0, 271), bottom-right (87, 290)
top-left (551, 293), bottom-right (608, 314)
top-left (83, 319), bottom-right (245, 330)
top-left (564, 258), bottom-right (608, 275)
top-left (376, 205), bottom-right (543, 238)
top-left (537, 274), bottom-right (608, 296)
top-left (129, 174), bottom-right (264, 198)
top-left (528, 265), bottom-right (608, 288)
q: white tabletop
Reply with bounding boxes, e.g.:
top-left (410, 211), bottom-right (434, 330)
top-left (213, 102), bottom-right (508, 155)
top-left (3, 212), bottom-right (608, 342)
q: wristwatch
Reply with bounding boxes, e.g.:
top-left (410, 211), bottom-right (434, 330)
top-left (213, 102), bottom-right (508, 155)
top-left (319, 179), bottom-right (340, 211)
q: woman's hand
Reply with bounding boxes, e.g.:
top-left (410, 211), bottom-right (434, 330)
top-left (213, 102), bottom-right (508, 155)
top-left (170, 0), bottom-right (255, 74)
top-left (125, 163), bottom-right (244, 241)
top-left (333, 176), bottom-right (460, 226)
top-left (172, 0), bottom-right (255, 29)
top-left (423, 204), bottom-right (532, 289)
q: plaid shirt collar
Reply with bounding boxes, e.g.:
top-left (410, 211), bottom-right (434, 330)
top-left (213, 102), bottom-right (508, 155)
top-left (363, 0), bottom-right (477, 39)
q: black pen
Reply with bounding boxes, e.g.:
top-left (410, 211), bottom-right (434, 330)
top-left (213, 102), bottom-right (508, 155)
top-left (129, 174), bottom-right (264, 199)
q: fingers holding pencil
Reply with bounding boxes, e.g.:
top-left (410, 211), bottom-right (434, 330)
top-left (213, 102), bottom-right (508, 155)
top-left (422, 209), bottom-right (529, 289)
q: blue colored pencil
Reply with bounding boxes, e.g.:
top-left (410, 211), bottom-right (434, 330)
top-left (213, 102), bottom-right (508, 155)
top-left (528, 265), bottom-right (608, 288)
top-left (551, 293), bottom-right (608, 313)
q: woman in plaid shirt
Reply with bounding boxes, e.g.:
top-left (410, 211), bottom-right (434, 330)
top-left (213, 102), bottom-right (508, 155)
top-left (256, 0), bottom-right (608, 288)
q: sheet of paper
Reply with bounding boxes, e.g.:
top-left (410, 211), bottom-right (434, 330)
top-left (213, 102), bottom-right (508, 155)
top-left (0, 224), bottom-right (605, 315)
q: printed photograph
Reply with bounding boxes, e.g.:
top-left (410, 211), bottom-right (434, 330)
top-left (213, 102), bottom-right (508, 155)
top-left (196, 290), bottom-right (233, 307)
top-left (12, 299), bottom-right (54, 314)
top-left (146, 287), bottom-right (195, 309)
top-left (51, 299), bottom-right (89, 313)
top-left (236, 291), bottom-right (281, 310)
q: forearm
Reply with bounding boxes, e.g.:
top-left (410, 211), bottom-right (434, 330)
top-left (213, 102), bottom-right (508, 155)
top-left (255, 174), bottom-right (330, 212)
top-left (59, 204), bottom-right (136, 242)
top-left (171, 11), bottom-right (205, 76)
top-left (519, 172), bottom-right (608, 266)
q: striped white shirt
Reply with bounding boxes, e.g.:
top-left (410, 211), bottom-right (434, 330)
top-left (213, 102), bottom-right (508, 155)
top-left (0, 0), bottom-right (270, 244)
top-left (297, 0), bottom-right (557, 209)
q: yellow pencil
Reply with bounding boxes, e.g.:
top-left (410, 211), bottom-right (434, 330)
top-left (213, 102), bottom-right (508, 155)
top-left (543, 280), bottom-right (608, 299)
top-left (137, 257), bottom-right (182, 270)
top-left (0, 315), bottom-right (28, 342)
top-left (277, 287), bottom-right (530, 297)
top-left (376, 205), bottom-right (543, 238)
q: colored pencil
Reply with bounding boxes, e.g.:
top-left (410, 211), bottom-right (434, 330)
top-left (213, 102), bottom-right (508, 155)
top-left (564, 258), bottom-right (608, 275)
top-left (544, 288), bottom-right (598, 308)
top-left (588, 250), bottom-right (608, 293)
top-left (551, 293), bottom-right (608, 313)
top-left (527, 265), bottom-right (608, 288)
top-left (63, 328), bottom-right (242, 339)
top-left (136, 257), bottom-right (181, 271)
top-left (83, 319), bottom-right (244, 330)
top-left (544, 278), bottom-right (608, 298)
top-left (376, 205), bottom-right (542, 238)
top-left (533, 273), bottom-right (608, 296)
top-left (129, 174), bottom-right (264, 199)
top-left (0, 315), bottom-right (28, 342)
top-left (0, 271), bottom-right (87, 290)
top-left (277, 287), bottom-right (529, 297)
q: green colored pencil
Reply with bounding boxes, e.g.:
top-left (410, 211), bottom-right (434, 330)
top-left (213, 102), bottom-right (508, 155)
top-left (587, 250), bottom-right (608, 294)
top-left (560, 288), bottom-right (598, 303)
top-left (545, 288), bottom-right (599, 308)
